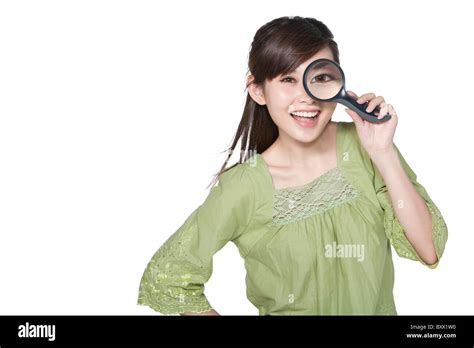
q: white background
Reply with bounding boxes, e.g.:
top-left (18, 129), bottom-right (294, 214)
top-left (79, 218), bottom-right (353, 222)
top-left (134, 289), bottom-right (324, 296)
top-left (1, 0), bottom-right (472, 315)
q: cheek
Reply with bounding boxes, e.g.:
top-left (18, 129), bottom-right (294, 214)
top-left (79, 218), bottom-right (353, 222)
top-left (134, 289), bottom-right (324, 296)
top-left (325, 102), bottom-right (337, 111)
top-left (266, 88), bottom-right (295, 113)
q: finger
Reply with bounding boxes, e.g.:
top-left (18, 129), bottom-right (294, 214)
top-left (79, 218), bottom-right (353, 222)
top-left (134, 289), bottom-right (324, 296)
top-left (388, 104), bottom-right (397, 116)
top-left (346, 90), bottom-right (358, 99)
top-left (366, 96), bottom-right (385, 113)
top-left (378, 103), bottom-right (390, 119)
top-left (356, 92), bottom-right (376, 104)
top-left (372, 101), bottom-right (385, 117)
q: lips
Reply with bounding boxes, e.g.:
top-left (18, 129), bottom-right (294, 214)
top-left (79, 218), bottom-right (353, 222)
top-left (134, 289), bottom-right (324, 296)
top-left (290, 110), bottom-right (320, 118)
top-left (290, 110), bottom-right (320, 128)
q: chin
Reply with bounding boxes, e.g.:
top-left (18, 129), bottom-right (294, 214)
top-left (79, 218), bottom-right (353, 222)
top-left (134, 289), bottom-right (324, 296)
top-left (294, 117), bottom-right (331, 139)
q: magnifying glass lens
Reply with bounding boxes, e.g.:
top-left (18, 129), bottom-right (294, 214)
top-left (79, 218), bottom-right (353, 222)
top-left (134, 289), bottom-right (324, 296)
top-left (305, 61), bottom-right (344, 100)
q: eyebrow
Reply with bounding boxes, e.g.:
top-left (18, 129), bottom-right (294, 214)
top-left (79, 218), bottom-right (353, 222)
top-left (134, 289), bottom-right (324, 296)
top-left (282, 62), bottom-right (332, 77)
top-left (281, 70), bottom-right (299, 77)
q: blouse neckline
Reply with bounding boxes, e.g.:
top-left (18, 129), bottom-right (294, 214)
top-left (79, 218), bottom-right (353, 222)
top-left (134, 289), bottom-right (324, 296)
top-left (255, 122), bottom-right (344, 192)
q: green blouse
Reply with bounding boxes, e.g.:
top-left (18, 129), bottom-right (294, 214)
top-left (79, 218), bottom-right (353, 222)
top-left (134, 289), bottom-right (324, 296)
top-left (137, 121), bottom-right (448, 315)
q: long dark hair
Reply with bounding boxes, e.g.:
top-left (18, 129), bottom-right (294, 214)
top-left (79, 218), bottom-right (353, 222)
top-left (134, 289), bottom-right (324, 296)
top-left (207, 16), bottom-right (340, 189)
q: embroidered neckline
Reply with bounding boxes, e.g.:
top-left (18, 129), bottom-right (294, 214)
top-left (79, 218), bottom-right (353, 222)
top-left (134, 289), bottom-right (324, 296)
top-left (250, 123), bottom-right (360, 225)
top-left (272, 166), bottom-right (358, 225)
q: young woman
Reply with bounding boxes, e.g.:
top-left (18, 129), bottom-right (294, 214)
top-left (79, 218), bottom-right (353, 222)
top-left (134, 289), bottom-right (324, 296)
top-left (137, 16), bottom-right (448, 315)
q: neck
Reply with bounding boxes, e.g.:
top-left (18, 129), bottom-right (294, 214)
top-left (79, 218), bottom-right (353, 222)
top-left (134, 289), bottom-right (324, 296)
top-left (273, 121), bottom-right (336, 168)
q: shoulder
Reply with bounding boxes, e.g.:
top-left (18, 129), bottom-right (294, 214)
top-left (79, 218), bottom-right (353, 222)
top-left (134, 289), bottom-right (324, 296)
top-left (213, 159), bottom-right (257, 201)
top-left (337, 121), bottom-right (374, 169)
top-left (217, 160), bottom-right (253, 185)
top-left (337, 121), bottom-right (362, 153)
top-left (338, 121), bottom-right (359, 145)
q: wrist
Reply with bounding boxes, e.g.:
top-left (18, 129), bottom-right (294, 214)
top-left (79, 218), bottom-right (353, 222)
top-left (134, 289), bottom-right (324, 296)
top-left (369, 145), bottom-right (399, 171)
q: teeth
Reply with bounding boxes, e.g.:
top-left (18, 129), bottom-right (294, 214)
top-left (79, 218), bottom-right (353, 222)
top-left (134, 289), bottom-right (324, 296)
top-left (291, 111), bottom-right (320, 118)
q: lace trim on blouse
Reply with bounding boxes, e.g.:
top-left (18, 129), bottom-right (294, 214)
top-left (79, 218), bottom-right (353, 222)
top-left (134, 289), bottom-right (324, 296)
top-left (272, 167), bottom-right (359, 226)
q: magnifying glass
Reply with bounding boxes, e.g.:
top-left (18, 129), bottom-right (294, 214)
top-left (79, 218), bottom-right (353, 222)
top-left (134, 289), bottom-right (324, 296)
top-left (302, 59), bottom-right (391, 123)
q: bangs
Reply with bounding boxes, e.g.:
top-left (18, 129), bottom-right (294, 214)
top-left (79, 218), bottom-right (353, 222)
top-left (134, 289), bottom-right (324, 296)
top-left (249, 17), bottom-right (339, 82)
top-left (265, 38), bottom-right (333, 80)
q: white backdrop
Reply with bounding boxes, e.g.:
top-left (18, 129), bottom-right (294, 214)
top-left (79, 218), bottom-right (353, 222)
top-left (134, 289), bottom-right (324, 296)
top-left (1, 0), bottom-right (472, 315)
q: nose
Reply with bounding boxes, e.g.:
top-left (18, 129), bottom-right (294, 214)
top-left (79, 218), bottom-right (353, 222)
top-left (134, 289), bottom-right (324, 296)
top-left (296, 84), bottom-right (316, 105)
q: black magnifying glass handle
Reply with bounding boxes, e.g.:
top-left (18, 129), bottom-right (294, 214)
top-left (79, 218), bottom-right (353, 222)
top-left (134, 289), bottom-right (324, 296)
top-left (302, 58), bottom-right (393, 124)
top-left (341, 93), bottom-right (391, 123)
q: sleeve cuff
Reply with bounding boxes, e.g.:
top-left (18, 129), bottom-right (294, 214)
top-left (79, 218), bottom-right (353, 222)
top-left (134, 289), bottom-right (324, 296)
top-left (384, 200), bottom-right (448, 269)
top-left (137, 287), bottom-right (213, 315)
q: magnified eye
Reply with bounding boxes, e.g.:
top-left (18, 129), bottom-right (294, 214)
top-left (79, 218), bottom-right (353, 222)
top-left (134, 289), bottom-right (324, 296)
top-left (310, 74), bottom-right (334, 83)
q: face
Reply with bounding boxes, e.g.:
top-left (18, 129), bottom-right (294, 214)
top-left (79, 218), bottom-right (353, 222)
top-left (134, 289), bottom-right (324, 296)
top-left (249, 46), bottom-right (338, 144)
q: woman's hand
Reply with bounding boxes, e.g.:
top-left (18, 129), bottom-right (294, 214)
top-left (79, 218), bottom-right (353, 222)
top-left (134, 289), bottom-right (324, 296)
top-left (344, 90), bottom-right (398, 161)
top-left (180, 308), bottom-right (220, 316)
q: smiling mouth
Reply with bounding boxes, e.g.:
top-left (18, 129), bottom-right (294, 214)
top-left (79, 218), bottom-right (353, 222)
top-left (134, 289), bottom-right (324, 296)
top-left (289, 110), bottom-right (321, 128)
top-left (290, 110), bottom-right (321, 119)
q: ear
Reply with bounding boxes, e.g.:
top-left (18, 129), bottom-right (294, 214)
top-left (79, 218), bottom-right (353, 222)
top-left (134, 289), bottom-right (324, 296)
top-left (247, 74), bottom-right (266, 106)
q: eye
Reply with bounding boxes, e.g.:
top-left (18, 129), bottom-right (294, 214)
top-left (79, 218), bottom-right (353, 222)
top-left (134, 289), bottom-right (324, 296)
top-left (311, 74), bottom-right (333, 83)
top-left (280, 76), bottom-right (296, 83)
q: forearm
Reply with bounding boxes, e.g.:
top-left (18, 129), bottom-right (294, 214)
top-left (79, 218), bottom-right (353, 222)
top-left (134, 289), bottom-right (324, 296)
top-left (371, 146), bottom-right (437, 265)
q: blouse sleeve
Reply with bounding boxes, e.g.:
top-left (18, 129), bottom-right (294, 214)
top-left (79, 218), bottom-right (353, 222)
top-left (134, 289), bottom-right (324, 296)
top-left (373, 144), bottom-right (448, 269)
top-left (137, 164), bottom-right (255, 315)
